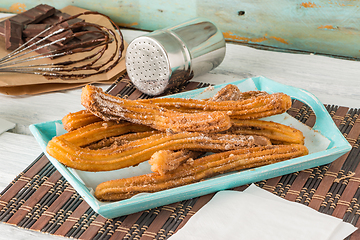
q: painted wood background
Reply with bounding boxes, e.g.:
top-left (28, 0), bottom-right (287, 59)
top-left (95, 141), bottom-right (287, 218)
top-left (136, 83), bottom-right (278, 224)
top-left (1, 0), bottom-right (360, 59)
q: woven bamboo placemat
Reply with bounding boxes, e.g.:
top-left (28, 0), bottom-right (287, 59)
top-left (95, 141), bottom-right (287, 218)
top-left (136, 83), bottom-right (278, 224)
top-left (0, 76), bottom-right (359, 239)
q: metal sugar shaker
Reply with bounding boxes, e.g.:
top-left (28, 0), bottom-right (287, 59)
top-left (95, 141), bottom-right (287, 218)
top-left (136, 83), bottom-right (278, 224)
top-left (125, 17), bottom-right (226, 96)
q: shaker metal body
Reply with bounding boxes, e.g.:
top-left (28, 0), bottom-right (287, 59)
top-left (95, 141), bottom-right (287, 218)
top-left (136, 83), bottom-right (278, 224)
top-left (125, 17), bottom-right (226, 96)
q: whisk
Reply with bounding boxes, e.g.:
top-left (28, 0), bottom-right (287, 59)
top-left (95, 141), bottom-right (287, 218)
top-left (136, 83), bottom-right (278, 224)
top-left (0, 11), bottom-right (124, 80)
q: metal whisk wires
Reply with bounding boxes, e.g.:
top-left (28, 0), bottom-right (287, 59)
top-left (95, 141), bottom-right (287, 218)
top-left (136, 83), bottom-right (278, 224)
top-left (0, 11), bottom-right (124, 80)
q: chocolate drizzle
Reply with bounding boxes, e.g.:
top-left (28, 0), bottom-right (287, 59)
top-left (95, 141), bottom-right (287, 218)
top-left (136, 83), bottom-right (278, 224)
top-left (0, 10), bottom-right (125, 80)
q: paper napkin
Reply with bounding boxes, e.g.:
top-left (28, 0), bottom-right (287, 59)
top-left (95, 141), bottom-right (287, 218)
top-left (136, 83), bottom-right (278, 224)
top-left (169, 184), bottom-right (357, 240)
top-left (0, 118), bottom-right (15, 135)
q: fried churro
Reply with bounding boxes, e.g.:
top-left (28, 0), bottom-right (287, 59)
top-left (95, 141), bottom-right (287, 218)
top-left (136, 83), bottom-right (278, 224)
top-left (147, 118), bottom-right (305, 175)
top-left (57, 121), bottom-right (153, 147)
top-left (85, 131), bottom-right (158, 150)
top-left (139, 91), bottom-right (292, 119)
top-left (209, 84), bottom-right (268, 102)
top-left (149, 150), bottom-right (203, 175)
top-left (95, 144), bottom-right (308, 201)
top-left (228, 119), bottom-right (305, 145)
top-left (63, 84), bottom-right (289, 131)
top-left (81, 84), bottom-right (232, 133)
top-left (46, 121), bottom-right (271, 171)
top-left (62, 110), bottom-right (102, 132)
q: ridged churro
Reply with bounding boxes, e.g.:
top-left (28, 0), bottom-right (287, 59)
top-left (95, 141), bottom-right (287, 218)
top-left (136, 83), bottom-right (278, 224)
top-left (209, 84), bottom-right (268, 102)
top-left (228, 119), bottom-right (305, 145)
top-left (62, 84), bottom-right (290, 131)
top-left (58, 121), bottom-right (153, 147)
top-left (86, 131), bottom-right (158, 150)
top-left (62, 110), bottom-right (102, 132)
top-left (95, 144), bottom-right (309, 201)
top-left (81, 84), bottom-right (232, 133)
top-left (149, 150), bottom-right (203, 175)
top-left (139, 91), bottom-right (292, 119)
top-left (46, 120), bottom-right (271, 171)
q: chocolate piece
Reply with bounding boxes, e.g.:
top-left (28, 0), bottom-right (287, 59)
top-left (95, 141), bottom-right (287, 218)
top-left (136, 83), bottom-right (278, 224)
top-left (21, 4), bottom-right (56, 24)
top-left (22, 23), bottom-right (51, 38)
top-left (46, 24), bottom-right (74, 46)
top-left (36, 4), bottom-right (56, 13)
top-left (75, 26), bottom-right (104, 43)
top-left (1, 4), bottom-right (98, 54)
top-left (4, 19), bottom-right (23, 50)
top-left (39, 11), bottom-right (84, 32)
top-left (8, 14), bottom-right (34, 25)
top-left (0, 11), bottom-right (124, 79)
top-left (40, 11), bottom-right (70, 24)
top-left (65, 17), bottom-right (85, 31)
top-left (0, 4), bottom-right (55, 38)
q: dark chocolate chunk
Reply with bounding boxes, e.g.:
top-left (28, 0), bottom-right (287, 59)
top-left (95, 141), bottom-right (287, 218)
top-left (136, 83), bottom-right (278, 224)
top-left (8, 14), bottom-right (34, 25)
top-left (4, 19), bottom-right (23, 50)
top-left (46, 24), bottom-right (74, 46)
top-left (22, 23), bottom-right (51, 38)
top-left (1, 4), bottom-right (108, 60)
top-left (39, 11), bottom-right (71, 24)
top-left (0, 4), bottom-right (55, 38)
top-left (75, 26), bottom-right (104, 43)
top-left (35, 4), bottom-right (56, 13)
top-left (65, 18), bottom-right (85, 31)
top-left (21, 4), bottom-right (56, 24)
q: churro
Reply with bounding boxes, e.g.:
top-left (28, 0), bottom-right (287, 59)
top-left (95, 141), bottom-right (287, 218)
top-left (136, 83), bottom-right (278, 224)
top-left (81, 84), bottom-right (232, 133)
top-left (95, 144), bottom-right (309, 201)
top-left (139, 91), bottom-right (292, 119)
top-left (149, 150), bottom-right (203, 175)
top-left (86, 131), bottom-right (158, 150)
top-left (63, 84), bottom-right (289, 131)
top-left (209, 84), bottom-right (268, 102)
top-left (228, 119), bottom-right (305, 145)
top-left (62, 110), bottom-right (102, 131)
top-left (57, 121), bottom-right (153, 147)
top-left (46, 122), bottom-right (271, 171)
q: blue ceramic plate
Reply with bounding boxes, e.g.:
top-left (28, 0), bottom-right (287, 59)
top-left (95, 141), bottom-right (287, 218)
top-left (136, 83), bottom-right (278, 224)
top-left (30, 76), bottom-right (351, 219)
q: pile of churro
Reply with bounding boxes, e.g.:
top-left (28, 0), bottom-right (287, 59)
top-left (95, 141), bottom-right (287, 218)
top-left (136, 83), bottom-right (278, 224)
top-left (46, 84), bottom-right (309, 201)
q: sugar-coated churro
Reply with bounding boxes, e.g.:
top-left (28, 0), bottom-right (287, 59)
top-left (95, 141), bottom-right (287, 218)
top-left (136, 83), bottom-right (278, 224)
top-left (62, 110), bottom-right (103, 132)
top-left (46, 121), bottom-right (271, 171)
top-left (81, 84), bottom-right (232, 133)
top-left (95, 144), bottom-right (308, 201)
top-left (57, 121), bottom-right (153, 147)
top-left (149, 150), bottom-right (203, 175)
top-left (209, 84), bottom-right (268, 102)
top-left (85, 131), bottom-right (158, 150)
top-left (228, 119), bottom-right (305, 145)
top-left (63, 84), bottom-right (290, 131)
top-left (139, 91), bottom-right (292, 119)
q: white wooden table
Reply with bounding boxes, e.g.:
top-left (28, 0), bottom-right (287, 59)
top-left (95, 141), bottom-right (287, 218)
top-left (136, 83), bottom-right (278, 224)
top-left (0, 28), bottom-right (359, 239)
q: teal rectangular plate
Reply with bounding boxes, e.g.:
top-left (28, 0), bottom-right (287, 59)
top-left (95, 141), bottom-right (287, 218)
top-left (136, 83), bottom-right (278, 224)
top-left (30, 76), bottom-right (351, 219)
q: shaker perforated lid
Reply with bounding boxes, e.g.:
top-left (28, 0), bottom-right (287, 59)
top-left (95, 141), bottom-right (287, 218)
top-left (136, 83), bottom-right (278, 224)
top-left (126, 37), bottom-right (172, 96)
top-left (126, 17), bottom-right (226, 96)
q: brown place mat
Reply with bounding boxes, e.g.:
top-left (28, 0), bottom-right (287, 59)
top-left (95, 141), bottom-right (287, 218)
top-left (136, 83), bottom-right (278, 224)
top-left (0, 76), bottom-right (360, 240)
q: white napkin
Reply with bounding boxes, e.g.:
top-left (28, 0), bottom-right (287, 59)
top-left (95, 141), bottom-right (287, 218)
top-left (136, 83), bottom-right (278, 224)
top-left (169, 184), bottom-right (357, 240)
top-left (0, 118), bottom-right (15, 135)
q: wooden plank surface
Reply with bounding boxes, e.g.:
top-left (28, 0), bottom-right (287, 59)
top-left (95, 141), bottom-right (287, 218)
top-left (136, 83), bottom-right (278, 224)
top-left (1, 1), bottom-right (360, 58)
